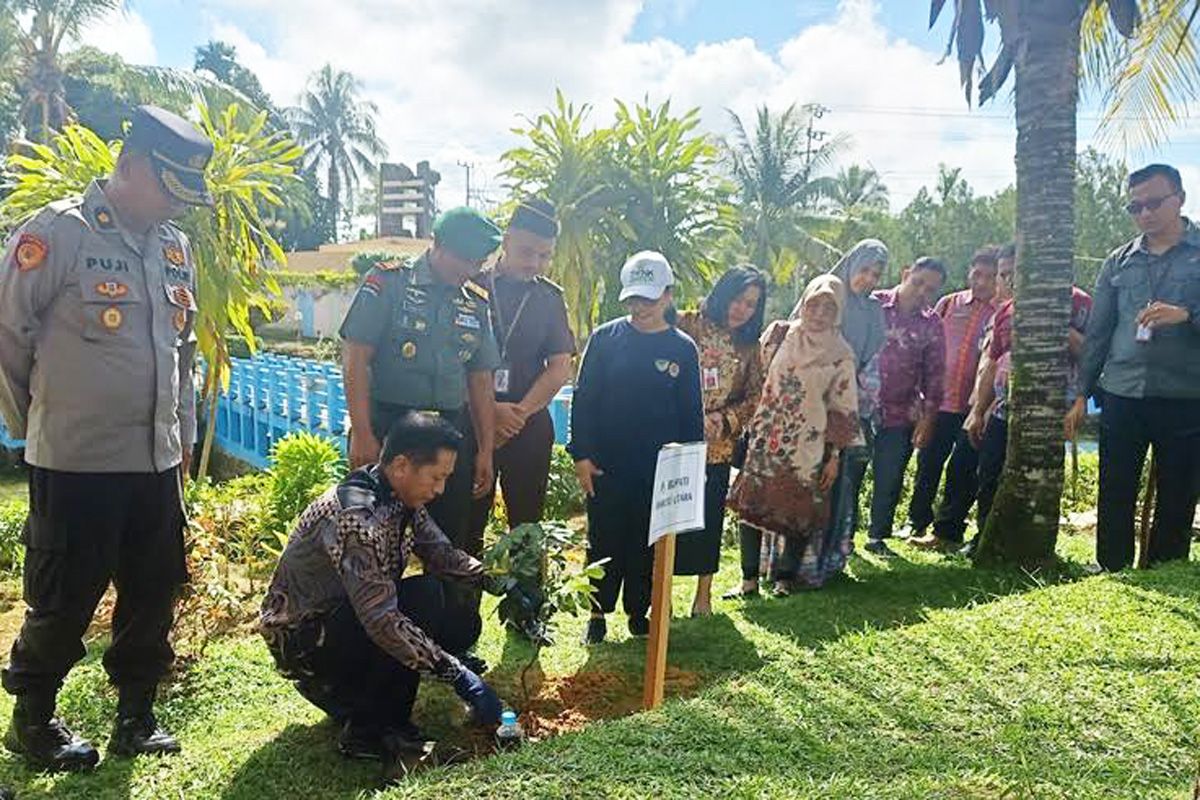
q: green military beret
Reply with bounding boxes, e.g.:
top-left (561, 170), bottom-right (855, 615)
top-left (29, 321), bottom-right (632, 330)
top-left (433, 206), bottom-right (502, 261)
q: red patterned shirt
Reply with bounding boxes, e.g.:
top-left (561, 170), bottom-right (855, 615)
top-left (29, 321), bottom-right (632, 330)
top-left (934, 290), bottom-right (996, 414)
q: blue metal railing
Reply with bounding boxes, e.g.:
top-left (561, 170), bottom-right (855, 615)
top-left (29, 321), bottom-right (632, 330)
top-left (0, 354), bottom-right (574, 469)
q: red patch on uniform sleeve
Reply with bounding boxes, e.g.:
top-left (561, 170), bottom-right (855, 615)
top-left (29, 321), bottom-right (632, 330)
top-left (13, 234), bottom-right (48, 272)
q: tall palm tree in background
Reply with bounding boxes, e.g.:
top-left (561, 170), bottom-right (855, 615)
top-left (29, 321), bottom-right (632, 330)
top-left (723, 104), bottom-right (847, 277)
top-left (286, 65), bottom-right (386, 239)
top-left (931, 0), bottom-right (1200, 567)
top-left (2, 0), bottom-right (120, 141)
top-left (826, 164), bottom-right (890, 218)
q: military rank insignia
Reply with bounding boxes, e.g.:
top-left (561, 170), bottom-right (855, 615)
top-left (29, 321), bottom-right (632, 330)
top-left (401, 341), bottom-right (417, 359)
top-left (94, 207), bottom-right (115, 231)
top-left (101, 306), bottom-right (123, 332)
top-left (173, 309), bottom-right (187, 333)
top-left (96, 281), bottom-right (128, 299)
top-left (13, 234), bottom-right (47, 272)
top-left (163, 244), bottom-right (186, 266)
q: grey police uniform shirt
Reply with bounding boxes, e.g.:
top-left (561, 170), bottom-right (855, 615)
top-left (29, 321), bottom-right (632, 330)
top-left (0, 180), bottom-right (198, 473)
top-left (1079, 219), bottom-right (1200, 401)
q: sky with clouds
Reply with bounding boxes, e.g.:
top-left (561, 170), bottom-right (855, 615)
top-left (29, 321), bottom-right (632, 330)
top-left (81, 0), bottom-right (1200, 220)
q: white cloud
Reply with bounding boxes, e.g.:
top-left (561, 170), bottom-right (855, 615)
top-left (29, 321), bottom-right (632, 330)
top-left (73, 8), bottom-right (158, 65)
top-left (195, 0), bottom-right (1191, 228)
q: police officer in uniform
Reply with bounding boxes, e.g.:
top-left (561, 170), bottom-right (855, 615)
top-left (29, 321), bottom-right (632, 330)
top-left (0, 106), bottom-right (211, 771)
top-left (340, 207), bottom-right (501, 559)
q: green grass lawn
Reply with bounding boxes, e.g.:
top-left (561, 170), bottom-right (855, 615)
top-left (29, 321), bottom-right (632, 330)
top-left (0, 531), bottom-right (1197, 799)
top-left (0, 465), bottom-right (25, 505)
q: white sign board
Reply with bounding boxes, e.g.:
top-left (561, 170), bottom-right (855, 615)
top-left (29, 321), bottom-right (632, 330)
top-left (648, 442), bottom-right (707, 545)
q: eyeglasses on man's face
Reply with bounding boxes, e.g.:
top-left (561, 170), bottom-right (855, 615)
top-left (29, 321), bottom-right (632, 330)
top-left (1125, 193), bottom-right (1178, 216)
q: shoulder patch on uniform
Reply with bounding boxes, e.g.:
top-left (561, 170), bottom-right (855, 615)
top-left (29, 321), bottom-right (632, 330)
top-left (12, 233), bottom-right (48, 272)
top-left (464, 280), bottom-right (489, 302)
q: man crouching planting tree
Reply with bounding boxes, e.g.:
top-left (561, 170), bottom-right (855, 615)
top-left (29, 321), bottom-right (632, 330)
top-left (260, 411), bottom-right (535, 762)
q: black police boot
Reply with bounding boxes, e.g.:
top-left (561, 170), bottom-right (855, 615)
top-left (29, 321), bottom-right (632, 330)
top-left (4, 694), bottom-right (99, 772)
top-left (109, 684), bottom-right (179, 757)
top-left (109, 713), bottom-right (180, 757)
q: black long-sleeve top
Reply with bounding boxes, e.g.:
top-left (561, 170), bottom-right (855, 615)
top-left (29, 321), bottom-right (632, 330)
top-left (568, 318), bottom-right (705, 487)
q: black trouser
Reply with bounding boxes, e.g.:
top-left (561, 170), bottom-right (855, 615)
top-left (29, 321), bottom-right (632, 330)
top-left (868, 425), bottom-right (915, 541)
top-left (931, 426), bottom-right (981, 544)
top-left (1097, 394), bottom-right (1200, 572)
top-left (586, 476), bottom-right (654, 619)
top-left (3, 468), bottom-right (188, 713)
top-left (371, 402), bottom-right (478, 555)
top-left (908, 411), bottom-right (967, 532)
top-left (267, 575), bottom-right (480, 730)
top-left (972, 416), bottom-right (1008, 538)
top-left (468, 409), bottom-right (555, 544)
top-left (675, 463), bottom-right (731, 576)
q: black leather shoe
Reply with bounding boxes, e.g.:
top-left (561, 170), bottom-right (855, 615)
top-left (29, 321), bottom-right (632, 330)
top-left (628, 615), bottom-right (650, 637)
top-left (5, 715), bottom-right (99, 772)
top-left (582, 617), bottom-right (607, 645)
top-left (864, 539), bottom-right (899, 559)
top-left (109, 714), bottom-right (180, 757)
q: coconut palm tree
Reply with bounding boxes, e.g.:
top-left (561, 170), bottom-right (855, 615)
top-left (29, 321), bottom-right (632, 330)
top-left (826, 164), bottom-right (890, 218)
top-left (286, 65), bottom-right (386, 239)
top-left (2, 0), bottom-right (122, 140)
top-left (930, 0), bottom-right (1200, 567)
top-left (723, 104), bottom-right (847, 273)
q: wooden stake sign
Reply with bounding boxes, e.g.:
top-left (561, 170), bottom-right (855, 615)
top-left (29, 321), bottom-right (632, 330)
top-left (642, 442), bottom-right (706, 711)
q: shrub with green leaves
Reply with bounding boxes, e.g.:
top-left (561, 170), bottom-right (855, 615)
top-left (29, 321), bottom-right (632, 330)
top-left (0, 499), bottom-right (27, 575)
top-left (544, 444), bottom-right (586, 520)
top-left (266, 431), bottom-right (346, 537)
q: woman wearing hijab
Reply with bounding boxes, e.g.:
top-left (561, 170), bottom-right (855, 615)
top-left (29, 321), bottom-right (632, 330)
top-left (726, 275), bottom-right (862, 595)
top-left (815, 239), bottom-right (888, 582)
top-left (570, 252), bottom-right (704, 644)
top-left (674, 266), bottom-right (766, 616)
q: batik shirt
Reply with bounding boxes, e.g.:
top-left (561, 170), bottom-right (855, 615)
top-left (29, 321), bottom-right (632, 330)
top-left (260, 466), bottom-right (483, 681)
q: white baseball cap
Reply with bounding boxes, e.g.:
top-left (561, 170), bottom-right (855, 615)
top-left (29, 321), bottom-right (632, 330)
top-left (619, 250), bottom-right (674, 301)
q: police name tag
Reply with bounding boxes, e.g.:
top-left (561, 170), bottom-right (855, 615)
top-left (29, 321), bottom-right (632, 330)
top-left (455, 313), bottom-right (481, 330)
top-left (494, 368), bottom-right (511, 394)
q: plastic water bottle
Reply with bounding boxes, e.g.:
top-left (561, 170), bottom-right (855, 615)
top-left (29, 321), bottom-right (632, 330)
top-left (495, 710), bottom-right (524, 751)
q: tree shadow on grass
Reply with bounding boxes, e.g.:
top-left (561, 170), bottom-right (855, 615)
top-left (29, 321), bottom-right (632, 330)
top-left (740, 549), bottom-right (1075, 652)
top-left (217, 721), bottom-right (380, 800)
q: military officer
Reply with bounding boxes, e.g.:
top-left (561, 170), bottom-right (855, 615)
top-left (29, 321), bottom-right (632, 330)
top-left (340, 207), bottom-right (502, 558)
top-left (0, 106), bottom-right (211, 771)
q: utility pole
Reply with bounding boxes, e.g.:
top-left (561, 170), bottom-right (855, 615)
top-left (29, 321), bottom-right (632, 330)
top-left (802, 104), bottom-right (829, 177)
top-left (456, 160), bottom-right (473, 207)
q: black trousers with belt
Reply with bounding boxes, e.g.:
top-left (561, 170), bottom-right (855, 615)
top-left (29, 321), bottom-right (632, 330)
top-left (1097, 393), bottom-right (1200, 571)
top-left (2, 467), bottom-right (188, 711)
top-left (370, 402), bottom-right (479, 556)
top-left (266, 575), bottom-right (480, 730)
top-left (467, 409), bottom-right (555, 545)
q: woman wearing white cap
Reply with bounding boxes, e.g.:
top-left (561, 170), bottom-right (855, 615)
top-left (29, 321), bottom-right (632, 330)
top-left (568, 251), bottom-right (705, 644)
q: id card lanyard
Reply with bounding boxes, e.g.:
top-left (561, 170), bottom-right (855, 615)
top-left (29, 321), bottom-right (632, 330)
top-left (488, 269), bottom-right (533, 393)
top-left (1137, 256), bottom-right (1175, 342)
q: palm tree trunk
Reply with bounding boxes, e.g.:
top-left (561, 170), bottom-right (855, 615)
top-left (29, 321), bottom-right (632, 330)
top-left (975, 0), bottom-right (1081, 567)
top-left (328, 162), bottom-right (340, 241)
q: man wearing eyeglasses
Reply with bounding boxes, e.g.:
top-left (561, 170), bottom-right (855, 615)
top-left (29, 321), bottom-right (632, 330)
top-left (1067, 163), bottom-right (1200, 572)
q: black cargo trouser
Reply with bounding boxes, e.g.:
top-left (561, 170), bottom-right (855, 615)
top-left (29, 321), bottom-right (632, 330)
top-left (266, 575), bottom-right (480, 729)
top-left (2, 467), bottom-right (188, 707)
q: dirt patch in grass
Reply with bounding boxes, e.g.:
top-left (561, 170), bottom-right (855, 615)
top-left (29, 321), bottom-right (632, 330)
top-left (519, 667), bottom-right (702, 738)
